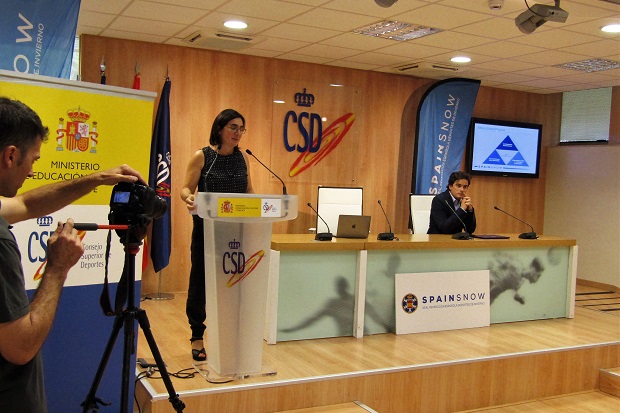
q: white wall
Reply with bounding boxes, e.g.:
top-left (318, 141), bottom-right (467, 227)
top-left (544, 146), bottom-right (620, 288)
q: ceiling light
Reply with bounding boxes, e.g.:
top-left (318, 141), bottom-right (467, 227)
top-left (555, 58), bottom-right (620, 73)
top-left (515, 1), bottom-right (568, 34)
top-left (451, 56), bottom-right (471, 63)
top-left (374, 0), bottom-right (398, 7)
top-left (224, 20), bottom-right (247, 29)
top-left (353, 21), bottom-right (442, 41)
top-left (601, 24), bottom-right (620, 33)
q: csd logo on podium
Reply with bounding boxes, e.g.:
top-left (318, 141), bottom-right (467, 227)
top-left (222, 239), bottom-right (266, 288)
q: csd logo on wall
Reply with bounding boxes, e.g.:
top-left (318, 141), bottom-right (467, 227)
top-left (282, 88), bottom-right (356, 177)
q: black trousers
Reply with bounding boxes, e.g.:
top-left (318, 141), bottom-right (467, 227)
top-left (186, 215), bottom-right (206, 340)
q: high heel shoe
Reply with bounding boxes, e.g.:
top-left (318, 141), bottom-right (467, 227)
top-left (190, 337), bottom-right (206, 361)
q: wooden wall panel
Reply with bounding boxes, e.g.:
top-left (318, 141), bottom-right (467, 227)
top-left (80, 35), bottom-right (562, 293)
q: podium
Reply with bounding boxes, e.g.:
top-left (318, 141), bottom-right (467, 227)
top-left (195, 192), bottom-right (297, 377)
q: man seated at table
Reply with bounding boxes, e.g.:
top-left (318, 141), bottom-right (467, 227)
top-left (427, 171), bottom-right (476, 235)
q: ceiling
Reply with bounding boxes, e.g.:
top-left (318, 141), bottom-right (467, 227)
top-left (77, 0), bottom-right (620, 94)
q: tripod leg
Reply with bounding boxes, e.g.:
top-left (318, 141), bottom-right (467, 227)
top-left (120, 309), bottom-right (138, 413)
top-left (136, 308), bottom-right (185, 412)
top-left (81, 314), bottom-right (124, 412)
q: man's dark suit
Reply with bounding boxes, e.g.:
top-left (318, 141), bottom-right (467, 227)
top-left (427, 190), bottom-right (476, 234)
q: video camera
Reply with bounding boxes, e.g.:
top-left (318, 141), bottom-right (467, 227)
top-left (108, 182), bottom-right (167, 244)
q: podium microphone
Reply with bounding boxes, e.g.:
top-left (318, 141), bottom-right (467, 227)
top-left (445, 200), bottom-right (471, 240)
top-left (307, 202), bottom-right (332, 241)
top-left (377, 200), bottom-right (394, 241)
top-left (494, 206), bottom-right (538, 239)
top-left (245, 149), bottom-right (287, 195)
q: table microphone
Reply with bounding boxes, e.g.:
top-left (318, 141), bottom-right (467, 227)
top-left (445, 200), bottom-right (471, 240)
top-left (494, 206), bottom-right (538, 239)
top-left (245, 149), bottom-right (287, 195)
top-left (307, 202), bottom-right (332, 241)
top-left (377, 200), bottom-right (394, 241)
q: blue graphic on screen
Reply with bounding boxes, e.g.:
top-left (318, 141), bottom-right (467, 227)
top-left (483, 136), bottom-right (529, 167)
top-left (470, 121), bottom-right (540, 177)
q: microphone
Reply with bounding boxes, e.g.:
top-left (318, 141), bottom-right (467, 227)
top-left (445, 200), bottom-right (470, 240)
top-left (245, 149), bottom-right (287, 195)
top-left (73, 223), bottom-right (129, 231)
top-left (377, 200), bottom-right (394, 241)
top-left (204, 147), bottom-right (220, 180)
top-left (307, 202), bottom-right (332, 241)
top-left (494, 206), bottom-right (537, 239)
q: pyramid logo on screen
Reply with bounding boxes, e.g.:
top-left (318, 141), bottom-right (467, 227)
top-left (483, 136), bottom-right (529, 167)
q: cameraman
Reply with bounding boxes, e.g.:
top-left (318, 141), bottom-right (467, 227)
top-left (0, 96), bottom-right (145, 412)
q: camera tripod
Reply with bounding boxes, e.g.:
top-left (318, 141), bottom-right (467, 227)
top-left (81, 230), bottom-right (184, 413)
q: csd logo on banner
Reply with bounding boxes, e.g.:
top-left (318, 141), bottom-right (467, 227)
top-left (222, 239), bottom-right (265, 287)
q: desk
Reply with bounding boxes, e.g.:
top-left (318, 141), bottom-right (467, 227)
top-left (265, 234), bottom-right (577, 343)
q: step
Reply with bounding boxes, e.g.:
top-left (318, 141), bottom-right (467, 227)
top-left (276, 401), bottom-right (377, 413)
top-left (599, 367), bottom-right (620, 398)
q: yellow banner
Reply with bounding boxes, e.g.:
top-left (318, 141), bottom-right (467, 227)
top-left (0, 74), bottom-right (154, 205)
top-left (218, 197), bottom-right (262, 217)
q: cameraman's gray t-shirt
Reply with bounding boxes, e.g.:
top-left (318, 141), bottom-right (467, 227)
top-left (0, 216), bottom-right (47, 413)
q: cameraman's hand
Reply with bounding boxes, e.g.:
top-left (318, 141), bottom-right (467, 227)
top-left (97, 164), bottom-right (146, 186)
top-left (45, 219), bottom-right (85, 281)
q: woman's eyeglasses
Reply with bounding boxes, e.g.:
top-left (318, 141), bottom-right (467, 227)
top-left (226, 125), bottom-right (247, 134)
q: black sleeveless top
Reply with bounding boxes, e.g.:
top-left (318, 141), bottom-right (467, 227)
top-left (197, 146), bottom-right (248, 193)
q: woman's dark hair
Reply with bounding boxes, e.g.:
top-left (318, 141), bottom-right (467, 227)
top-left (447, 171), bottom-right (471, 188)
top-left (209, 109), bottom-right (245, 147)
top-left (0, 97), bottom-right (49, 151)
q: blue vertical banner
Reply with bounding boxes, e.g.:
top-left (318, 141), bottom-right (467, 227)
top-left (0, 0), bottom-right (81, 79)
top-left (413, 78), bottom-right (480, 195)
top-left (148, 78), bottom-right (172, 272)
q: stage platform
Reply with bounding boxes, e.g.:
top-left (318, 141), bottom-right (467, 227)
top-left (133, 285), bottom-right (620, 413)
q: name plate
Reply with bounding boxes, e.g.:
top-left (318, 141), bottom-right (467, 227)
top-left (217, 197), bottom-right (282, 218)
top-left (395, 270), bottom-right (490, 334)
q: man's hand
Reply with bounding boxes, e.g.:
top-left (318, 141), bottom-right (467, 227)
top-left (462, 196), bottom-right (474, 212)
top-left (44, 219), bottom-right (84, 280)
top-left (96, 164), bottom-right (146, 186)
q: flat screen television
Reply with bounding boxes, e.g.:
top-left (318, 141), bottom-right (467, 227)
top-left (467, 117), bottom-right (542, 178)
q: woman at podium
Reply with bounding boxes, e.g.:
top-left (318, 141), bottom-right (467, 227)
top-left (180, 109), bottom-right (254, 361)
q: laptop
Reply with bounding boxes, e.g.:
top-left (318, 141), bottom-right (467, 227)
top-left (471, 234), bottom-right (510, 239)
top-left (336, 215), bottom-right (371, 238)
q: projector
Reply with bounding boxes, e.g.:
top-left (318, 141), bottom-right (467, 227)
top-left (515, 2), bottom-right (569, 34)
top-left (528, 3), bottom-right (569, 22)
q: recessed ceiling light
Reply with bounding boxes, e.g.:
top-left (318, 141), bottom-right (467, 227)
top-left (353, 20), bottom-right (442, 41)
top-left (224, 20), bottom-right (247, 29)
top-left (555, 58), bottom-right (620, 73)
top-left (601, 24), bottom-right (620, 33)
top-left (329, 83), bottom-right (344, 87)
top-left (451, 56), bottom-right (471, 63)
